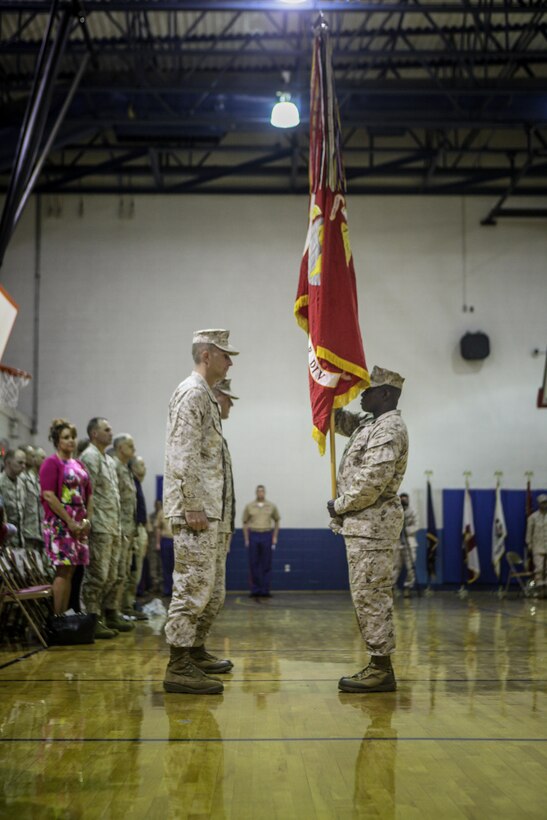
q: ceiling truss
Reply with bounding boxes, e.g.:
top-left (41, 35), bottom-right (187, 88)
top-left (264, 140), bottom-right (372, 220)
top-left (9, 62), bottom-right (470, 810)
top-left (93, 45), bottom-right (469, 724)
top-left (0, 0), bottom-right (546, 229)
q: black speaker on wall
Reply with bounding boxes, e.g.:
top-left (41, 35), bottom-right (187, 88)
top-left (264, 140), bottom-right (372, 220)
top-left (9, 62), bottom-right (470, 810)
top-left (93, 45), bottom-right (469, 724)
top-left (460, 332), bottom-right (490, 361)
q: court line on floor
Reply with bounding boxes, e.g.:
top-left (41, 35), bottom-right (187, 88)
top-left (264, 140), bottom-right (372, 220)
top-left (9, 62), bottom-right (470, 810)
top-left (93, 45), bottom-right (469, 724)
top-left (28, 644), bottom-right (544, 656)
top-left (1, 736), bottom-right (546, 744)
top-left (0, 649), bottom-right (44, 671)
top-left (0, 677), bottom-right (545, 684)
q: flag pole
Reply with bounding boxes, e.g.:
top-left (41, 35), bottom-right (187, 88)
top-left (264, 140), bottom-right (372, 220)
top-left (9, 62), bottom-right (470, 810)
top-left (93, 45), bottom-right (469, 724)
top-left (329, 409), bottom-right (337, 498)
top-left (524, 471), bottom-right (534, 572)
top-left (494, 470), bottom-right (504, 598)
top-left (459, 472), bottom-right (472, 600)
top-left (424, 470), bottom-right (434, 598)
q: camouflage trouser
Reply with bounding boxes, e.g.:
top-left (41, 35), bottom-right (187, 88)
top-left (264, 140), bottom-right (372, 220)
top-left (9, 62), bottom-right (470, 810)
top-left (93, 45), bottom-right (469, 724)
top-left (194, 531), bottom-right (230, 645)
top-left (165, 520), bottom-right (225, 648)
top-left (392, 543), bottom-right (416, 588)
top-left (345, 538), bottom-right (396, 656)
top-left (81, 531), bottom-right (121, 615)
top-left (112, 532), bottom-right (134, 610)
top-left (533, 551), bottom-right (546, 587)
top-left (123, 525), bottom-right (148, 610)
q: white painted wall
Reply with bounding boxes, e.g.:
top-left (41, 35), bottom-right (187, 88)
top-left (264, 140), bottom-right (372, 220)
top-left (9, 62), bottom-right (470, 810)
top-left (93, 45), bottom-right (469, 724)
top-left (1, 194), bottom-right (546, 527)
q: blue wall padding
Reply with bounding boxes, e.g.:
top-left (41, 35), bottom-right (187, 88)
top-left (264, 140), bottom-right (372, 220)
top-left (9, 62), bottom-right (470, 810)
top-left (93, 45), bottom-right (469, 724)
top-left (155, 475), bottom-right (545, 590)
top-left (442, 489), bottom-right (545, 586)
top-left (225, 528), bottom-right (350, 591)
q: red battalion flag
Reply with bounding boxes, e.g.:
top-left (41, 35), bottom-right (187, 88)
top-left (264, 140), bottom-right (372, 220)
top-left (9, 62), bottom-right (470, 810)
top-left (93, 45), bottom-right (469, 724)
top-left (294, 20), bottom-right (369, 454)
top-left (462, 485), bottom-right (480, 583)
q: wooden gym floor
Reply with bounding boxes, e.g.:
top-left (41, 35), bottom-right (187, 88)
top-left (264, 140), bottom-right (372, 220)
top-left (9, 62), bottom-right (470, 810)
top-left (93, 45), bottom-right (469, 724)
top-left (0, 591), bottom-right (546, 819)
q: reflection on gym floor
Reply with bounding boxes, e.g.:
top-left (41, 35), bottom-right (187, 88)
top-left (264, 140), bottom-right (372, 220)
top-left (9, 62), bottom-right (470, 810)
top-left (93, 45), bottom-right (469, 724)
top-left (1, 592), bottom-right (546, 818)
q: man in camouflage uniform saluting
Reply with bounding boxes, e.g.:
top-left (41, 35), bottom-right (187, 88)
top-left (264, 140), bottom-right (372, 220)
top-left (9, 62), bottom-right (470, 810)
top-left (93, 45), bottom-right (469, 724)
top-left (163, 329), bottom-right (239, 695)
top-left (328, 366), bottom-right (409, 693)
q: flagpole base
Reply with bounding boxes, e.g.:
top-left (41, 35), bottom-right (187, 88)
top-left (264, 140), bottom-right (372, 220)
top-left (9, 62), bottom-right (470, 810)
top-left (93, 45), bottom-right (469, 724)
top-left (457, 585), bottom-right (469, 600)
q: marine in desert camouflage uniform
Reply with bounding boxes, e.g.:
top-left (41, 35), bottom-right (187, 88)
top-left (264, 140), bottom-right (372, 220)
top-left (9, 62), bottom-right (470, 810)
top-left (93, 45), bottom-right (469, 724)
top-left (21, 445), bottom-right (45, 550)
top-left (163, 329), bottom-right (239, 695)
top-left (193, 378), bottom-right (239, 653)
top-left (110, 433), bottom-right (138, 631)
top-left (80, 418), bottom-right (126, 639)
top-left (328, 366), bottom-right (409, 693)
top-left (0, 449), bottom-right (27, 548)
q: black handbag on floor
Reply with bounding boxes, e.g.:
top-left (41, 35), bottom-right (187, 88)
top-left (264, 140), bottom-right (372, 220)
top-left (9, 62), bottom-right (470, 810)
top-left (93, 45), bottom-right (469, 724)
top-left (46, 613), bottom-right (97, 646)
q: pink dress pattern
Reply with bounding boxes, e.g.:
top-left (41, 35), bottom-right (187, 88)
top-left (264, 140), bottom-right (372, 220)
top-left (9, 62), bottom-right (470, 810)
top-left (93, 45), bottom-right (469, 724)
top-left (41, 457), bottom-right (91, 567)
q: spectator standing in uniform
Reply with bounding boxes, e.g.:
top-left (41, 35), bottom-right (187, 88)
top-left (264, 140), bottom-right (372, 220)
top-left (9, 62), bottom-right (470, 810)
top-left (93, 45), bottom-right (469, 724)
top-left (163, 328), bottom-right (239, 695)
top-left (112, 434), bottom-right (138, 625)
top-left (80, 418), bottom-right (128, 639)
top-left (40, 419), bottom-right (93, 615)
top-left (243, 486), bottom-right (280, 598)
top-left (125, 455), bottom-right (149, 618)
top-left (155, 501), bottom-right (174, 596)
top-left (0, 449), bottom-right (27, 547)
top-left (526, 493), bottom-right (547, 594)
top-left (392, 492), bottom-right (418, 596)
top-left (328, 366), bottom-right (409, 693)
top-left (21, 445), bottom-right (45, 550)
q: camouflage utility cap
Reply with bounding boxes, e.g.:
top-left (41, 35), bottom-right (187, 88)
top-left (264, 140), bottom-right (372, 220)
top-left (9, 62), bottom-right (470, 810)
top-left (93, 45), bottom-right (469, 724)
top-left (192, 329), bottom-right (239, 355)
top-left (215, 379), bottom-right (239, 400)
top-left (538, 494), bottom-right (547, 504)
top-left (368, 366), bottom-right (404, 391)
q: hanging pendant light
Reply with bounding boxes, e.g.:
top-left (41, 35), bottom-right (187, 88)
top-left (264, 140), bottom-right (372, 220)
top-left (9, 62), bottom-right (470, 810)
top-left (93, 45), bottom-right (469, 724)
top-left (270, 92), bottom-right (300, 129)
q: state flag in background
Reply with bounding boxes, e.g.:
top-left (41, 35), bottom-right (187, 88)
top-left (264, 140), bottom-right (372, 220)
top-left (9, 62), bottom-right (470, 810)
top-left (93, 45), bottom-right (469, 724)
top-left (491, 482), bottom-right (507, 579)
top-left (525, 479), bottom-right (535, 572)
top-left (294, 21), bottom-right (368, 454)
top-left (462, 485), bottom-right (480, 583)
top-left (426, 480), bottom-right (439, 580)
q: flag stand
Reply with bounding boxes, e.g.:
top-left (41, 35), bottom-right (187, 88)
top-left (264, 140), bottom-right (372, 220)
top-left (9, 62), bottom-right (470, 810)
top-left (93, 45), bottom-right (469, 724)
top-left (329, 409), bottom-right (337, 498)
top-left (459, 540), bottom-right (469, 598)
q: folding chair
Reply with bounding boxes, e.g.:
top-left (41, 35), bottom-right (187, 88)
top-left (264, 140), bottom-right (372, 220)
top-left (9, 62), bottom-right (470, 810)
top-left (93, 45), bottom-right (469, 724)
top-left (503, 551), bottom-right (534, 598)
top-left (0, 548), bottom-right (52, 648)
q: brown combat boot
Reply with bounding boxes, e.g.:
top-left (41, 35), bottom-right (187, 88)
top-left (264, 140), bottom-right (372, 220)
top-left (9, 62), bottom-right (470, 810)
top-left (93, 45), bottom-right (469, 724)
top-left (163, 647), bottom-right (224, 694)
top-left (338, 655), bottom-right (396, 693)
top-left (104, 609), bottom-right (135, 633)
top-left (190, 645), bottom-right (234, 674)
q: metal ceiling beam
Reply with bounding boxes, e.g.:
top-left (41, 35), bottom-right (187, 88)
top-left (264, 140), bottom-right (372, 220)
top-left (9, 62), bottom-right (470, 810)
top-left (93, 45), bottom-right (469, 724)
top-left (1, 0), bottom-right (544, 206)
top-left (24, 162), bottom-right (547, 183)
top-left (0, 2), bottom-right (544, 13)
top-left (3, 20), bottom-right (541, 50)
top-left (0, 0), bottom-right (81, 266)
top-left (13, 183), bottom-right (547, 196)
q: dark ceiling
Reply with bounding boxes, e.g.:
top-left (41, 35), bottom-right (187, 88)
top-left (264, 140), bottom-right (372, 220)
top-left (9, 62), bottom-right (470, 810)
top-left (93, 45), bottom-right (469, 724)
top-left (0, 0), bottom-right (546, 217)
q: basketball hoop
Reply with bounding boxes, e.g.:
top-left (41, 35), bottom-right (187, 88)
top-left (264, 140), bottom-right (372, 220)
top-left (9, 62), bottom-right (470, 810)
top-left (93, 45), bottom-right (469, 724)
top-left (0, 364), bottom-right (32, 409)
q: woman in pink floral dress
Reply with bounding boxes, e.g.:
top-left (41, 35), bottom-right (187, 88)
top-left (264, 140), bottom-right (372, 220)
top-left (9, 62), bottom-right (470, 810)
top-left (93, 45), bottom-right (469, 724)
top-left (40, 419), bottom-right (93, 615)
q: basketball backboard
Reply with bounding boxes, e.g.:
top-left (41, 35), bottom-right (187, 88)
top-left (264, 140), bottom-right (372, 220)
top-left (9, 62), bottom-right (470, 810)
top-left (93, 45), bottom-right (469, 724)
top-left (0, 285), bottom-right (18, 362)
